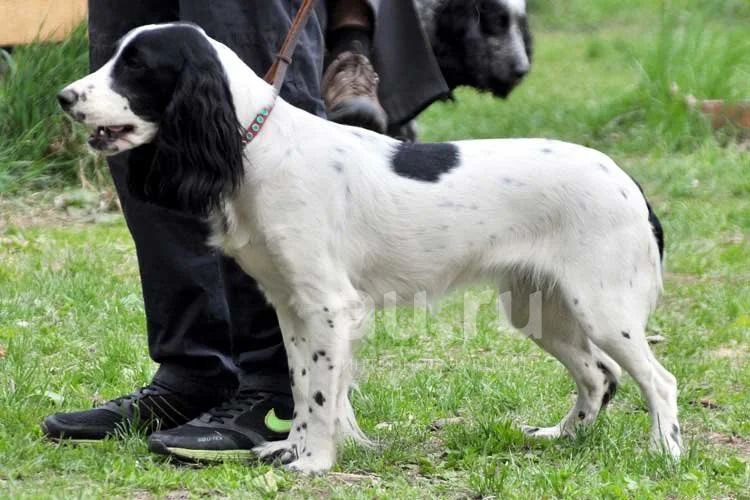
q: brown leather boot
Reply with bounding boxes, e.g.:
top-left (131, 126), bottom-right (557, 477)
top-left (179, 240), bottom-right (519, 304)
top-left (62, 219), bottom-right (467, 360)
top-left (322, 50), bottom-right (388, 133)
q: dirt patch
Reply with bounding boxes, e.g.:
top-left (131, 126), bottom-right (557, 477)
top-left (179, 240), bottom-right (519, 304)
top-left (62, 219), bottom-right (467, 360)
top-left (710, 341), bottom-right (749, 368)
top-left (707, 432), bottom-right (750, 458)
top-left (0, 189), bottom-right (121, 230)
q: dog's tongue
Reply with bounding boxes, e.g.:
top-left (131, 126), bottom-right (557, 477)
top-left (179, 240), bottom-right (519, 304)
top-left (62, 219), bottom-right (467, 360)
top-left (107, 126), bottom-right (126, 133)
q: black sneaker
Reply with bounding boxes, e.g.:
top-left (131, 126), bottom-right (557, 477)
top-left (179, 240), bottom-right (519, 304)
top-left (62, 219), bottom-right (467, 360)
top-left (147, 390), bottom-right (293, 462)
top-left (41, 380), bottom-right (230, 442)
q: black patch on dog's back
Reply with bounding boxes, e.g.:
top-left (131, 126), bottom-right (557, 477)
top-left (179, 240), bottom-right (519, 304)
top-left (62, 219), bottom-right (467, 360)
top-left (390, 142), bottom-right (460, 182)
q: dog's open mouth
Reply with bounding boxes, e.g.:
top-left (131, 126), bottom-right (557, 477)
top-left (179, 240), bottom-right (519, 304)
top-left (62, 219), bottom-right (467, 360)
top-left (88, 125), bottom-right (135, 150)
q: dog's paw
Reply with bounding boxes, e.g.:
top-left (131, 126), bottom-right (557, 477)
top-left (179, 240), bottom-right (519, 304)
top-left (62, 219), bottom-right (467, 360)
top-left (521, 424), bottom-right (565, 439)
top-left (650, 431), bottom-right (682, 460)
top-left (284, 454), bottom-right (334, 475)
top-left (253, 440), bottom-right (298, 464)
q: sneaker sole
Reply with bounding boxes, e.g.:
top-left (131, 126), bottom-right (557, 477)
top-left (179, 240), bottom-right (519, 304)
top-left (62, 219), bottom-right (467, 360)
top-left (46, 437), bottom-right (104, 444)
top-left (149, 438), bottom-right (253, 462)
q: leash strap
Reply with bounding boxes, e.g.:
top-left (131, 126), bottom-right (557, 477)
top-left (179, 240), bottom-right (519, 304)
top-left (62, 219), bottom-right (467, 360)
top-left (263, 0), bottom-right (319, 94)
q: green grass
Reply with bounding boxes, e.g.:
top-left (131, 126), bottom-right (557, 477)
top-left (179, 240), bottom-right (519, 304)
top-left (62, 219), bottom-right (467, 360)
top-left (2, 1), bottom-right (750, 497)
top-left (0, 24), bottom-right (99, 193)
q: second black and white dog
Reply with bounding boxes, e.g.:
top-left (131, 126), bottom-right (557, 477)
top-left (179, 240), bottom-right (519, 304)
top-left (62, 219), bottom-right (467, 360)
top-left (58, 23), bottom-right (681, 474)
top-left (417, 0), bottom-right (532, 98)
top-left (391, 0), bottom-right (533, 140)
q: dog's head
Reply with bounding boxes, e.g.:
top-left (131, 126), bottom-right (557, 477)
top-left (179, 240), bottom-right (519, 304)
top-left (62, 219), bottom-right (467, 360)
top-left (58, 23), bottom-right (244, 214)
top-left (429, 0), bottom-right (533, 97)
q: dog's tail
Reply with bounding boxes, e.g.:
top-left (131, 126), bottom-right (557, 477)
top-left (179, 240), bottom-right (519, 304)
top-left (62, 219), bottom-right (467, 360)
top-left (646, 200), bottom-right (665, 262)
top-left (629, 176), bottom-right (665, 263)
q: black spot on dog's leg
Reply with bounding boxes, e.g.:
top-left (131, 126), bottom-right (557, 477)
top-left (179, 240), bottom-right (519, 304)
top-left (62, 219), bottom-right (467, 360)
top-left (390, 142), bottom-right (459, 182)
top-left (602, 381), bottom-right (618, 408)
top-left (313, 391), bottom-right (326, 406)
top-left (620, 188), bottom-right (628, 200)
top-left (541, 147), bottom-right (552, 154)
top-left (301, 368), bottom-right (306, 376)
top-left (525, 427), bottom-right (540, 434)
top-left (671, 424), bottom-right (680, 444)
top-left (622, 331), bottom-right (631, 339)
top-left (578, 411), bottom-right (586, 420)
top-left (331, 161), bottom-right (343, 173)
top-left (598, 163), bottom-right (610, 173)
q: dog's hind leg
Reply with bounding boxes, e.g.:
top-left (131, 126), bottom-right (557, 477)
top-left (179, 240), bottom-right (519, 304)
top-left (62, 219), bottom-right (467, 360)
top-left (561, 246), bottom-right (681, 457)
top-left (500, 279), bottom-right (621, 438)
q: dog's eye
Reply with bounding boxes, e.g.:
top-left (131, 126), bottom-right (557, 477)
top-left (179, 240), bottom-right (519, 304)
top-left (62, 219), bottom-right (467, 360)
top-left (480, 8), bottom-right (510, 36)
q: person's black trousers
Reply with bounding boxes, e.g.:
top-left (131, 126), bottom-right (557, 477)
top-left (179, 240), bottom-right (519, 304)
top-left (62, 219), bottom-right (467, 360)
top-left (87, 0), bottom-right (327, 394)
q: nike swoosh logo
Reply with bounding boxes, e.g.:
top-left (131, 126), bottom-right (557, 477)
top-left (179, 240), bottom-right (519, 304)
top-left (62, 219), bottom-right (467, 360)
top-left (264, 408), bottom-right (292, 433)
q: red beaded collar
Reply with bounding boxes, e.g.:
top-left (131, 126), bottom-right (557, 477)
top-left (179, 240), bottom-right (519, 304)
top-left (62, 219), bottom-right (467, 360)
top-left (241, 104), bottom-right (274, 144)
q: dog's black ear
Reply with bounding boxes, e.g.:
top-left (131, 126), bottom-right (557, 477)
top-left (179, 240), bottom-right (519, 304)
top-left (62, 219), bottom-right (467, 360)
top-left (145, 46), bottom-right (244, 216)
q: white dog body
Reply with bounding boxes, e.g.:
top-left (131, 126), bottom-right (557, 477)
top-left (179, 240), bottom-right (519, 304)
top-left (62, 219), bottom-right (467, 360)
top-left (59, 24), bottom-right (680, 474)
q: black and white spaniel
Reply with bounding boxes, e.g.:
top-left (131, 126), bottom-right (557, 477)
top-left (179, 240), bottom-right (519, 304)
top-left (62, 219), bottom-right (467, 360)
top-left (58, 23), bottom-right (680, 474)
top-left (417, 0), bottom-right (533, 98)
top-left (391, 0), bottom-right (533, 140)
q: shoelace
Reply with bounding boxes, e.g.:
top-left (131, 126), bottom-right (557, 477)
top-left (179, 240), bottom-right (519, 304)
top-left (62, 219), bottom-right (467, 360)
top-left (107, 382), bottom-right (166, 408)
top-left (205, 390), bottom-right (268, 424)
top-left (104, 382), bottom-right (192, 428)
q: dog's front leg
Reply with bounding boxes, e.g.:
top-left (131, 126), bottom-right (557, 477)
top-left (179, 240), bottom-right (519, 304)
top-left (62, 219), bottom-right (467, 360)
top-left (253, 305), bottom-right (311, 464)
top-left (284, 298), bottom-right (364, 474)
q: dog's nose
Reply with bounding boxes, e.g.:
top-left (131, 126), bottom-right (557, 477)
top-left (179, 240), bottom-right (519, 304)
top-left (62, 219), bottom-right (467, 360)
top-left (512, 64), bottom-right (529, 80)
top-left (57, 89), bottom-right (78, 109)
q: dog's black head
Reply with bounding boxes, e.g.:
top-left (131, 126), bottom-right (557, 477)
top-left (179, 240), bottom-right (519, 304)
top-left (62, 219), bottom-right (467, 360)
top-left (58, 23), bottom-right (244, 216)
top-left (429, 0), bottom-right (533, 97)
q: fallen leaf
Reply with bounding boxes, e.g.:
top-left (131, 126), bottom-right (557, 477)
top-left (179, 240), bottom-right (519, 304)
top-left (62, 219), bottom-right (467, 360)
top-left (249, 470), bottom-right (280, 494)
top-left (45, 391), bottom-right (65, 405)
top-left (0, 345), bottom-right (6, 359)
